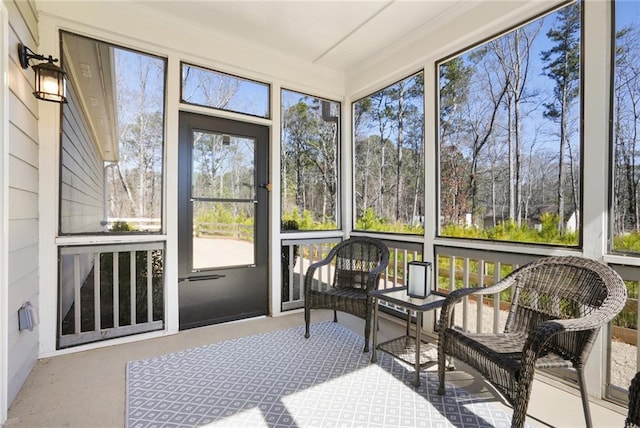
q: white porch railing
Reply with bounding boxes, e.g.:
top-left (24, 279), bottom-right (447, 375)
top-left (58, 242), bottom-right (165, 348)
top-left (433, 247), bottom-right (539, 334)
top-left (607, 263), bottom-right (640, 403)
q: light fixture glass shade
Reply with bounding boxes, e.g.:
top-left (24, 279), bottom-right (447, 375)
top-left (32, 61), bottom-right (67, 103)
top-left (407, 261), bottom-right (431, 298)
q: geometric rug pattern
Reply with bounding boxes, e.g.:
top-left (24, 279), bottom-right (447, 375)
top-left (126, 321), bottom-right (518, 427)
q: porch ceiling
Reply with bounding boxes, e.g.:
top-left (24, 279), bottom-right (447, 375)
top-left (129, 0), bottom-right (475, 73)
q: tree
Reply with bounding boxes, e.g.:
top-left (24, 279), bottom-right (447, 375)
top-left (489, 24), bottom-right (541, 226)
top-left (281, 93), bottom-right (339, 228)
top-left (464, 48), bottom-right (509, 221)
top-left (540, 2), bottom-right (581, 233)
top-left (353, 72), bottom-right (424, 231)
top-left (439, 58), bottom-right (473, 224)
top-left (613, 24), bottom-right (640, 235)
top-left (110, 49), bottom-right (165, 222)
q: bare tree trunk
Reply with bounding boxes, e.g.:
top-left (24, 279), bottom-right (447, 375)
top-left (396, 87), bottom-right (404, 222)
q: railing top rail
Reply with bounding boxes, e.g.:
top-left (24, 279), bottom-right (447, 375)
top-left (281, 237), bottom-right (342, 246)
top-left (59, 241), bottom-right (164, 255)
top-left (435, 245), bottom-right (543, 266)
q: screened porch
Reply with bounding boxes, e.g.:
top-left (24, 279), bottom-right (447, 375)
top-left (2, 0), bottom-right (639, 426)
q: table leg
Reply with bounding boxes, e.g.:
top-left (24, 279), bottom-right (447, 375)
top-left (404, 306), bottom-right (411, 347)
top-left (371, 296), bottom-right (378, 363)
top-left (413, 311), bottom-right (422, 387)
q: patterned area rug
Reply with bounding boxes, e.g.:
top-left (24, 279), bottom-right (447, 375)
top-left (126, 322), bottom-right (516, 427)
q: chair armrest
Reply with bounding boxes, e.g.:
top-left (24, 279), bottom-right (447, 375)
top-left (523, 309), bottom-right (613, 353)
top-left (519, 301), bottom-right (623, 378)
top-left (364, 257), bottom-right (390, 291)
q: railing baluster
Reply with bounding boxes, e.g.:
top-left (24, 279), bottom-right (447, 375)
top-left (74, 254), bottom-right (81, 334)
top-left (113, 252), bottom-right (119, 328)
top-left (493, 261), bottom-right (501, 334)
top-left (295, 244), bottom-right (304, 301)
top-left (130, 251), bottom-right (136, 325)
top-left (287, 245), bottom-right (295, 300)
top-left (463, 257), bottom-right (469, 333)
top-left (448, 255), bottom-right (455, 293)
top-left (147, 250), bottom-right (153, 323)
top-left (477, 259), bottom-right (484, 333)
top-left (94, 253), bottom-right (101, 331)
top-left (393, 247), bottom-right (399, 289)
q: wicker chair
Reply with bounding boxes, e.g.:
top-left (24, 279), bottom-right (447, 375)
top-left (627, 371), bottom-right (640, 428)
top-left (304, 236), bottom-right (389, 352)
top-left (437, 256), bottom-right (627, 428)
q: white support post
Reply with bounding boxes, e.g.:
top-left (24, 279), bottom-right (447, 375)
top-left (0, 3), bottom-right (9, 423)
top-left (582, 0), bottom-right (613, 400)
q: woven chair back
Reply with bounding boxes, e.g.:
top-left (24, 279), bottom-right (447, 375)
top-left (332, 239), bottom-right (387, 291)
top-left (505, 256), bottom-right (626, 361)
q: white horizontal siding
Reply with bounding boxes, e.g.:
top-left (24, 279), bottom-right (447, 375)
top-left (8, 156), bottom-right (37, 193)
top-left (7, 218), bottom-right (37, 253)
top-left (5, 0), bottom-right (40, 409)
top-left (59, 81), bottom-right (104, 234)
top-left (8, 124), bottom-right (37, 167)
top-left (7, 271), bottom-right (37, 325)
top-left (7, 187), bottom-right (37, 219)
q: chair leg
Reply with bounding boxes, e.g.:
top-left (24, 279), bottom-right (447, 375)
top-left (510, 402), bottom-right (528, 428)
top-left (437, 343), bottom-right (446, 395)
top-left (363, 316), bottom-right (371, 353)
top-left (333, 310), bottom-right (338, 322)
top-left (576, 367), bottom-right (593, 428)
top-left (304, 306), bottom-right (310, 339)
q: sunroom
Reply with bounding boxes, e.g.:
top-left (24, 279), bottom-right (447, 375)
top-left (2, 0), bottom-right (639, 426)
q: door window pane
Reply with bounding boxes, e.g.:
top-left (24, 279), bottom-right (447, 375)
top-left (280, 89), bottom-right (340, 231)
top-left (190, 130), bottom-right (256, 270)
top-left (437, 2), bottom-right (581, 246)
top-left (192, 132), bottom-right (255, 200)
top-left (60, 32), bottom-right (166, 234)
top-left (192, 201), bottom-right (255, 269)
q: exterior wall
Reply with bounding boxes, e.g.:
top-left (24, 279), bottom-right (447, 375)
top-left (60, 80), bottom-right (105, 234)
top-left (4, 0), bottom-right (40, 408)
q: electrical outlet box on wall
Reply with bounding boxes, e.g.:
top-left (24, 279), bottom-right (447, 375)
top-left (18, 302), bottom-right (39, 331)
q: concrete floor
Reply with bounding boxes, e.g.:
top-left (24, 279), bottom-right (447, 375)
top-left (6, 311), bottom-right (628, 428)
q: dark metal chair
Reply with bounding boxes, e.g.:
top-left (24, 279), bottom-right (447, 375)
top-left (304, 236), bottom-right (389, 352)
top-left (627, 371), bottom-right (640, 428)
top-left (437, 256), bottom-right (627, 428)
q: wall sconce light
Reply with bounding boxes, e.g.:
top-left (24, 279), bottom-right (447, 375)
top-left (18, 43), bottom-right (67, 103)
top-left (407, 261), bottom-right (432, 298)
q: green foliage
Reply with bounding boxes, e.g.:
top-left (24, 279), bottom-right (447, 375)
top-left (110, 221), bottom-right (136, 232)
top-left (282, 208), bottom-right (337, 231)
top-left (613, 232), bottom-right (640, 253)
top-left (355, 208), bottom-right (424, 234)
top-left (194, 205), bottom-right (254, 241)
top-left (441, 212), bottom-right (578, 246)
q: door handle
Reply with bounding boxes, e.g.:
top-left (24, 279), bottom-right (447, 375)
top-left (259, 182), bottom-right (272, 191)
top-left (180, 274), bottom-right (227, 282)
